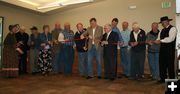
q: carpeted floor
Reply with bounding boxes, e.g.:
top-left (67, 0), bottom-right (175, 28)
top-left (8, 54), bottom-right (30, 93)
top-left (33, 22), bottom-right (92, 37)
top-left (0, 50), bottom-right (166, 94)
top-left (0, 74), bottom-right (165, 94)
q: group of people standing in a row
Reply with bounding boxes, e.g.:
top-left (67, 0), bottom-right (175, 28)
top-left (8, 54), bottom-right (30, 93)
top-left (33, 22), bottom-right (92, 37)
top-left (2, 16), bottom-right (177, 83)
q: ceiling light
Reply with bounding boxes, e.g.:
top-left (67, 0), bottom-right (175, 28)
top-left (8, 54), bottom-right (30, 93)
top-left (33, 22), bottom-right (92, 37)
top-left (60, 0), bottom-right (94, 6)
top-left (37, 4), bottom-right (61, 10)
top-left (37, 0), bottom-right (93, 10)
top-left (18, 0), bottom-right (39, 6)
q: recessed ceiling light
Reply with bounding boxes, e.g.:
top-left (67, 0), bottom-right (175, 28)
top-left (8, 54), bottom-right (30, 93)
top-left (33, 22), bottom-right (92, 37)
top-left (18, 0), bottom-right (39, 6)
top-left (37, 4), bottom-right (61, 10)
top-left (37, 0), bottom-right (93, 10)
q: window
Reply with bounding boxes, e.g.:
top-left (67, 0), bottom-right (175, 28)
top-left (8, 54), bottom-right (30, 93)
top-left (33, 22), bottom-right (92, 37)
top-left (176, 0), bottom-right (180, 13)
top-left (0, 17), bottom-right (3, 67)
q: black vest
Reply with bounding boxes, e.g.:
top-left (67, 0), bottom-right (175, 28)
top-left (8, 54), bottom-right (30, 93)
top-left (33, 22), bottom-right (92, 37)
top-left (160, 25), bottom-right (176, 52)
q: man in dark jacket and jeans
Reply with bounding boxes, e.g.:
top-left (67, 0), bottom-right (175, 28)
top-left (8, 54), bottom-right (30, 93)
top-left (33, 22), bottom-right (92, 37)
top-left (74, 23), bottom-right (88, 77)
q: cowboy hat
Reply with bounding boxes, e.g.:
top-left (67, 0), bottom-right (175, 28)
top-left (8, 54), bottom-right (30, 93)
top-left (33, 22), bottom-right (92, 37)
top-left (159, 16), bottom-right (173, 23)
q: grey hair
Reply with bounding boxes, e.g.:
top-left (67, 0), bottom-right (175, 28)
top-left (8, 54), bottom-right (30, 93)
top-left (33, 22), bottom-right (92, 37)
top-left (132, 22), bottom-right (140, 29)
top-left (104, 24), bottom-right (112, 28)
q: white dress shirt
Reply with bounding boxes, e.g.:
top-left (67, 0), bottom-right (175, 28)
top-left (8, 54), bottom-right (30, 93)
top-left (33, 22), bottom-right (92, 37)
top-left (58, 32), bottom-right (64, 42)
top-left (133, 30), bottom-right (141, 41)
top-left (106, 31), bottom-right (112, 40)
top-left (157, 25), bottom-right (177, 43)
top-left (92, 28), bottom-right (96, 44)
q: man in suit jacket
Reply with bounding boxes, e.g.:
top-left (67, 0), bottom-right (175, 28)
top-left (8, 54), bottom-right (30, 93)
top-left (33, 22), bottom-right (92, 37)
top-left (129, 22), bottom-right (146, 80)
top-left (81, 18), bottom-right (103, 79)
top-left (101, 24), bottom-right (119, 81)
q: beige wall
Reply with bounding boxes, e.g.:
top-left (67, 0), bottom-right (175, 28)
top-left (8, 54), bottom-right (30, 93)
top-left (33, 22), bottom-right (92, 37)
top-left (42, 0), bottom-right (176, 32)
top-left (0, 4), bottom-right (42, 40)
top-left (0, 0), bottom-right (176, 40)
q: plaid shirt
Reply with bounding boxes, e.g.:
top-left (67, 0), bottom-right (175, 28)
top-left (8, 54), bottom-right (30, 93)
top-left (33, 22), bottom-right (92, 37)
top-left (63, 29), bottom-right (75, 46)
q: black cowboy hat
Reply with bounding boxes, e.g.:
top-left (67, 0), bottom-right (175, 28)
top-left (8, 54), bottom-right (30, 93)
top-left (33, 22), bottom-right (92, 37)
top-left (159, 16), bottom-right (173, 23)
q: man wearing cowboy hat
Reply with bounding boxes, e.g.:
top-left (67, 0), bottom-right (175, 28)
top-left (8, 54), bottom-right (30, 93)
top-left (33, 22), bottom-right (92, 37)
top-left (154, 16), bottom-right (177, 83)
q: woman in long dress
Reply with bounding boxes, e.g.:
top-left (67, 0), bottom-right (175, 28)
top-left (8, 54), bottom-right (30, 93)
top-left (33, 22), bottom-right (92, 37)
top-left (2, 25), bottom-right (20, 78)
top-left (38, 25), bottom-right (53, 76)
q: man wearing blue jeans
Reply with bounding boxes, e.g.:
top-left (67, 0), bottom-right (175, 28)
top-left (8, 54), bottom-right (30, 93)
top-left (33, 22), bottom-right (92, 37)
top-left (62, 23), bottom-right (75, 76)
top-left (120, 21), bottom-right (131, 77)
top-left (74, 23), bottom-right (88, 77)
top-left (51, 23), bottom-right (63, 74)
top-left (81, 18), bottom-right (103, 79)
top-left (146, 22), bottom-right (160, 80)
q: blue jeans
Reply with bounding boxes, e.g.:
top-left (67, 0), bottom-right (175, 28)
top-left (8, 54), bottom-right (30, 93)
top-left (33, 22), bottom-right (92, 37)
top-left (63, 45), bottom-right (74, 75)
top-left (52, 47), bottom-right (62, 73)
top-left (87, 45), bottom-right (102, 77)
top-left (78, 52), bottom-right (87, 76)
top-left (120, 47), bottom-right (131, 76)
top-left (148, 52), bottom-right (159, 79)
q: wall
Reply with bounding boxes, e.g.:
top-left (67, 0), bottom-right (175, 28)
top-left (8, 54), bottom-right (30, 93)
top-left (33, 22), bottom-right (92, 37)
top-left (176, 15), bottom-right (180, 48)
top-left (0, 4), bottom-right (42, 40)
top-left (0, 0), bottom-right (177, 71)
top-left (42, 0), bottom-right (176, 32)
top-left (176, 14), bottom-right (180, 71)
top-left (0, 0), bottom-right (176, 37)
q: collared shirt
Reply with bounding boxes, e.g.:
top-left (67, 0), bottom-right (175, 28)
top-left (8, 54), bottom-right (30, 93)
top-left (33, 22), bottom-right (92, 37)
top-left (63, 29), bottom-right (75, 46)
top-left (112, 26), bottom-right (123, 42)
top-left (58, 32), bottom-right (64, 42)
top-left (133, 30), bottom-right (141, 41)
top-left (92, 28), bottom-right (96, 44)
top-left (121, 29), bottom-right (131, 47)
top-left (157, 25), bottom-right (177, 43)
top-left (106, 31), bottom-right (112, 40)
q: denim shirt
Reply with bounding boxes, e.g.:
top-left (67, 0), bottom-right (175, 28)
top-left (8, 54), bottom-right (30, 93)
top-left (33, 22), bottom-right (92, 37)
top-left (112, 27), bottom-right (123, 42)
top-left (121, 29), bottom-right (131, 47)
top-left (39, 32), bottom-right (52, 49)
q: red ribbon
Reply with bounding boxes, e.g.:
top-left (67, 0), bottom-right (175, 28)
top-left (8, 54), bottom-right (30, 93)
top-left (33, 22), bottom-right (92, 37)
top-left (59, 38), bottom-right (149, 45)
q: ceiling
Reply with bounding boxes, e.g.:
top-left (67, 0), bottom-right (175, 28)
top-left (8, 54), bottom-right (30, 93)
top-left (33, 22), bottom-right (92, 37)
top-left (0, 0), bottom-right (101, 14)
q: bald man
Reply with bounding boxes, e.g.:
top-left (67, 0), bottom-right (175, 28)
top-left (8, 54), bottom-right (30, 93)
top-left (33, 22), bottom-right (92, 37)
top-left (146, 22), bottom-right (160, 80)
top-left (51, 22), bottom-right (63, 74)
top-left (120, 21), bottom-right (131, 78)
top-left (101, 24), bottom-right (119, 81)
top-left (62, 22), bottom-right (75, 76)
top-left (15, 25), bottom-right (29, 75)
top-left (129, 22), bottom-right (146, 80)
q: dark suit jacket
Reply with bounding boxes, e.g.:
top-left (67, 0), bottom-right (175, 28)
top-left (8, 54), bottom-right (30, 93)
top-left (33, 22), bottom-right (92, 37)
top-left (102, 31), bottom-right (119, 57)
top-left (15, 32), bottom-right (29, 52)
top-left (129, 29), bottom-right (146, 52)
